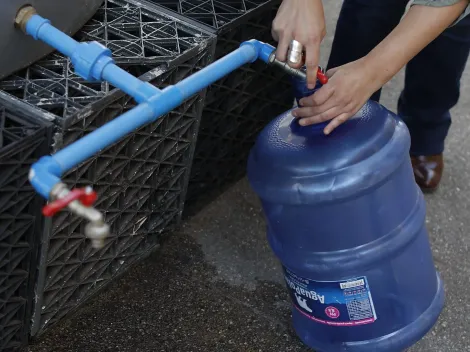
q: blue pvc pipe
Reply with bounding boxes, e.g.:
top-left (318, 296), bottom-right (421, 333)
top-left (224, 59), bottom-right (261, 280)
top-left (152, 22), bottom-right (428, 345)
top-left (26, 14), bottom-right (162, 101)
top-left (53, 44), bottom-right (259, 171)
top-left (29, 156), bottom-right (62, 199)
top-left (101, 60), bottom-right (161, 103)
top-left (167, 44), bottom-right (258, 100)
top-left (24, 14), bottom-right (275, 200)
top-left (26, 15), bottom-right (78, 57)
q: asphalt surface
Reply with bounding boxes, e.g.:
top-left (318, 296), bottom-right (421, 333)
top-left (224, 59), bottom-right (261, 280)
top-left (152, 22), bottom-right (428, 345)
top-left (25, 1), bottom-right (470, 351)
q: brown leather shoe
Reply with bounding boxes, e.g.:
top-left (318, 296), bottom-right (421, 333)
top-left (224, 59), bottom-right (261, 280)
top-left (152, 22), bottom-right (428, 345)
top-left (410, 154), bottom-right (443, 193)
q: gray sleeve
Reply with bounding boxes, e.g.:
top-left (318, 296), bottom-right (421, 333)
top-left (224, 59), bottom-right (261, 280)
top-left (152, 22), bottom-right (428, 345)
top-left (409, 0), bottom-right (470, 26)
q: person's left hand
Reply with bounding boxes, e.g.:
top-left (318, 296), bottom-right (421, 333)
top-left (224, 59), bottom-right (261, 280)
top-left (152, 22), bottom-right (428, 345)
top-left (292, 58), bottom-right (382, 135)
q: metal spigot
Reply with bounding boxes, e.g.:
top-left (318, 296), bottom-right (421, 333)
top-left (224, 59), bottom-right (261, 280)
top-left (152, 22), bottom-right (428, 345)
top-left (43, 183), bottom-right (110, 249)
top-left (267, 51), bottom-right (329, 84)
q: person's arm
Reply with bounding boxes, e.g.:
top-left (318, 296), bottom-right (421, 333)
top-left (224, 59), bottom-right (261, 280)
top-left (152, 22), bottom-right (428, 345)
top-left (366, 0), bottom-right (469, 90)
top-left (293, 0), bottom-right (469, 135)
top-left (412, 0), bottom-right (470, 26)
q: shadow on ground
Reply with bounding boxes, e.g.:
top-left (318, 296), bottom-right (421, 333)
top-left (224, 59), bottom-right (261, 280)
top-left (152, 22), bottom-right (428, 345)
top-left (26, 180), bottom-right (309, 352)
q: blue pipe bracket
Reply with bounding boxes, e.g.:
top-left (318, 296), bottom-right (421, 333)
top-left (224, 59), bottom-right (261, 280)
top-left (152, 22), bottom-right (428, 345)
top-left (14, 6), bottom-right (286, 248)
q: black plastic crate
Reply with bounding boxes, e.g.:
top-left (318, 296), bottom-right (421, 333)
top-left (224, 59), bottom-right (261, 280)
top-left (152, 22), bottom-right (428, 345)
top-left (144, 0), bottom-right (272, 32)
top-left (0, 0), bottom-right (215, 336)
top-left (31, 57), bottom-right (210, 335)
top-left (183, 2), bottom-right (295, 215)
top-left (135, 0), bottom-right (294, 214)
top-left (76, 0), bottom-right (211, 64)
top-left (0, 92), bottom-right (51, 351)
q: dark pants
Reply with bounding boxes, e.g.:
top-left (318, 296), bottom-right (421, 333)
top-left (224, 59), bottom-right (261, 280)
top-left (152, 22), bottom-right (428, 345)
top-left (327, 0), bottom-right (470, 155)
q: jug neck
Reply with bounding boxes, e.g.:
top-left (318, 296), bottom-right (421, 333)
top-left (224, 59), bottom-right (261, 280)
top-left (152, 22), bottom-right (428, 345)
top-left (290, 69), bottom-right (327, 131)
top-left (291, 69), bottom-right (324, 105)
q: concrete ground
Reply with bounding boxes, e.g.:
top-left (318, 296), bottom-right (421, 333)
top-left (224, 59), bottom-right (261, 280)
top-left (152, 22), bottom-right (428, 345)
top-left (25, 1), bottom-right (470, 351)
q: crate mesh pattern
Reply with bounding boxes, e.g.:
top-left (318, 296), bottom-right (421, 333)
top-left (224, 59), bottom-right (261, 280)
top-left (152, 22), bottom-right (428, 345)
top-left (77, 0), bottom-right (209, 64)
top-left (145, 0), bottom-right (269, 30)
top-left (185, 2), bottom-right (294, 214)
top-left (0, 0), bottom-right (214, 336)
top-left (0, 103), bottom-right (50, 350)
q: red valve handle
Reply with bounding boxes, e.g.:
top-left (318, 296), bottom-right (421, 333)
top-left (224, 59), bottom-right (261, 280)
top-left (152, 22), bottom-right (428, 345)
top-left (317, 69), bottom-right (328, 85)
top-left (42, 187), bottom-right (98, 217)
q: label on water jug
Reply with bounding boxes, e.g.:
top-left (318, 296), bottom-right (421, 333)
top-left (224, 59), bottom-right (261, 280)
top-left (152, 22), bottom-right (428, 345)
top-left (283, 268), bottom-right (377, 326)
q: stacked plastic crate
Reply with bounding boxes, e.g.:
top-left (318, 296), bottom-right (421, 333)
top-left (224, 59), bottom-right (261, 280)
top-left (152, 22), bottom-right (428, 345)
top-left (143, 0), bottom-right (294, 215)
top-left (0, 0), bottom-right (292, 345)
top-left (0, 93), bottom-right (51, 350)
top-left (0, 0), bottom-right (215, 337)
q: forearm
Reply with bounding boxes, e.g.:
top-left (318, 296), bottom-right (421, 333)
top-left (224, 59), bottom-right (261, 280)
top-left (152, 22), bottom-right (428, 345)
top-left (364, 0), bottom-right (469, 89)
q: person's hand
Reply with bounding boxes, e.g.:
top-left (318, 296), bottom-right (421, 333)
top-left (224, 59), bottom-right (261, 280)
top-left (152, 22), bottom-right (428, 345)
top-left (292, 58), bottom-right (382, 135)
top-left (272, 0), bottom-right (326, 88)
top-left (290, 0), bottom-right (470, 135)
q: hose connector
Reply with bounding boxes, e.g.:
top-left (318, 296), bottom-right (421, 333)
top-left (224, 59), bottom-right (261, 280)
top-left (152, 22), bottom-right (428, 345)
top-left (267, 51), bottom-right (329, 84)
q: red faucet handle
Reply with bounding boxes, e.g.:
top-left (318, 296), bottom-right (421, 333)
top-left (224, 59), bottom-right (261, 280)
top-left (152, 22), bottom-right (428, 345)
top-left (42, 187), bottom-right (98, 217)
top-left (317, 69), bottom-right (328, 85)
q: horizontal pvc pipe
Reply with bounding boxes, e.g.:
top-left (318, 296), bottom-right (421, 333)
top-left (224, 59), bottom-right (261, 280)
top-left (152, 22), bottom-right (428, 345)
top-left (172, 44), bottom-right (258, 99)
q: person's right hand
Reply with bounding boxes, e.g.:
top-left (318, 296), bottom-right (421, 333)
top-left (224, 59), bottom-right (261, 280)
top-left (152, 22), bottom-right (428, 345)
top-left (272, 0), bottom-right (326, 89)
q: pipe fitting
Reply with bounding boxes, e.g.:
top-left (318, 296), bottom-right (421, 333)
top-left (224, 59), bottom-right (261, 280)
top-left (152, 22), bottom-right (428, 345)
top-left (49, 183), bottom-right (110, 249)
top-left (85, 222), bottom-right (111, 249)
top-left (239, 39), bottom-right (275, 63)
top-left (71, 42), bottom-right (114, 81)
top-left (15, 5), bottom-right (37, 33)
top-left (267, 51), bottom-right (307, 80)
top-left (29, 156), bottom-right (63, 199)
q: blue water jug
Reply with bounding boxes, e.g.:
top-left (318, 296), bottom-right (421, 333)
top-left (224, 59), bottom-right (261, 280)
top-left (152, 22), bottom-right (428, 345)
top-left (247, 76), bottom-right (445, 352)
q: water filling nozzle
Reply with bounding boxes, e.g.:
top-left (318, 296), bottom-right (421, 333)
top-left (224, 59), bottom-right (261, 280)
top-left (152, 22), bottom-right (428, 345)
top-left (267, 51), bottom-right (329, 85)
